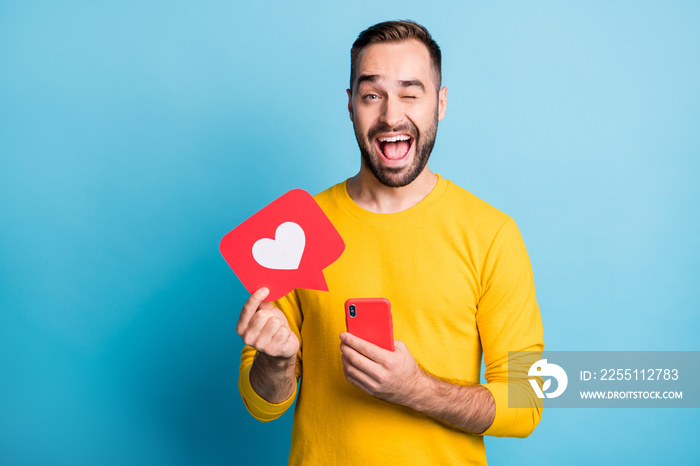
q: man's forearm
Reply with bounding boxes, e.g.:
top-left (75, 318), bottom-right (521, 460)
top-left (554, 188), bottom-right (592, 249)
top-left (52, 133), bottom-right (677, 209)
top-left (339, 334), bottom-right (495, 434)
top-left (407, 371), bottom-right (495, 435)
top-left (249, 351), bottom-right (297, 404)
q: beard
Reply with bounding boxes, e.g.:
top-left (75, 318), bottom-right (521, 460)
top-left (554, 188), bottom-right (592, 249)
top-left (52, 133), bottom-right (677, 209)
top-left (354, 112), bottom-right (439, 188)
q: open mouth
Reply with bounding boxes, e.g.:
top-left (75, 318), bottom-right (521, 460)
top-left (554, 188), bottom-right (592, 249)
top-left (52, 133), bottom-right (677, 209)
top-left (375, 134), bottom-right (413, 162)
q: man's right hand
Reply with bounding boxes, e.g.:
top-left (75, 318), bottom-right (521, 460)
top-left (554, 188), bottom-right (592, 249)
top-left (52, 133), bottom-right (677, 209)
top-left (237, 287), bottom-right (299, 360)
top-left (238, 288), bottom-right (299, 404)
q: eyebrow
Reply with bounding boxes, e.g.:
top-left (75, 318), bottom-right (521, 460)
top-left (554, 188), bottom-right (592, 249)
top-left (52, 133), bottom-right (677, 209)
top-left (357, 74), bottom-right (380, 87)
top-left (357, 75), bottom-right (426, 92)
top-left (398, 79), bottom-right (425, 92)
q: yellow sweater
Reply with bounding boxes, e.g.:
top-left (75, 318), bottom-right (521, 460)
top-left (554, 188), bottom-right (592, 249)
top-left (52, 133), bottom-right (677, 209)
top-left (239, 175), bottom-right (544, 465)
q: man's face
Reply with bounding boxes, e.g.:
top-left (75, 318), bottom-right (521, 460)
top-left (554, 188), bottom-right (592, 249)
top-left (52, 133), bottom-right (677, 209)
top-left (348, 39), bottom-right (447, 188)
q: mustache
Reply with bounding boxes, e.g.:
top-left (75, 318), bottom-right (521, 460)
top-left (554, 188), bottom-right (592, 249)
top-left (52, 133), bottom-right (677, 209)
top-left (368, 122), bottom-right (419, 140)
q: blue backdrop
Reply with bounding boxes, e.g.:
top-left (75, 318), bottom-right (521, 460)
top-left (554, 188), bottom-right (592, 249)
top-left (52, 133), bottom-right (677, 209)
top-left (1, 1), bottom-right (698, 465)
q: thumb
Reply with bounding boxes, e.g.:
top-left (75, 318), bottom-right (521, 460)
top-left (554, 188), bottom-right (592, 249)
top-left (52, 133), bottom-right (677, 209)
top-left (393, 340), bottom-right (407, 352)
top-left (259, 301), bottom-right (276, 311)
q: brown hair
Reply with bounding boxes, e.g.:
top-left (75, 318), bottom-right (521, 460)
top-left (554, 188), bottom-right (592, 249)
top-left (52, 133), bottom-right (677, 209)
top-left (350, 20), bottom-right (442, 91)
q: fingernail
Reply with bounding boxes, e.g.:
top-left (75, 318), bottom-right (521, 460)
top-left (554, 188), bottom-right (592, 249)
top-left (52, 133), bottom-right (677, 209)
top-left (339, 333), bottom-right (346, 341)
top-left (260, 287), bottom-right (269, 296)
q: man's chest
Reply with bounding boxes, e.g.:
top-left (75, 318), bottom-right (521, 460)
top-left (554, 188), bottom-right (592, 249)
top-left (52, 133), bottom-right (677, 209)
top-left (297, 222), bottom-right (485, 381)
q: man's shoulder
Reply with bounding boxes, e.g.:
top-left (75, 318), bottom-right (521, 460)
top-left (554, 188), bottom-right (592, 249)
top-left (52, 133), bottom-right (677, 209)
top-left (442, 177), bottom-right (512, 227)
top-left (311, 180), bottom-right (346, 213)
top-left (312, 181), bottom-right (342, 202)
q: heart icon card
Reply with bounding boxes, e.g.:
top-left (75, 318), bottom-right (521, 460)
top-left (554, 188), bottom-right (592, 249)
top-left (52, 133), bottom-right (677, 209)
top-left (220, 189), bottom-right (345, 301)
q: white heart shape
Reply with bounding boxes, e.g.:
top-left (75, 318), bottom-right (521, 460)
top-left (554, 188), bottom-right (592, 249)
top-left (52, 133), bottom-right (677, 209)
top-left (251, 222), bottom-right (306, 270)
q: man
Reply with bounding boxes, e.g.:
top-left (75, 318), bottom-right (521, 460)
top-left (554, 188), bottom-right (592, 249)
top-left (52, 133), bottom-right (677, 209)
top-left (236, 20), bottom-right (544, 465)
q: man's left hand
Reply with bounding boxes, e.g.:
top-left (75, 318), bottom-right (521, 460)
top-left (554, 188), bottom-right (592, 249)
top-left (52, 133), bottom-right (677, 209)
top-left (339, 332), bottom-right (426, 406)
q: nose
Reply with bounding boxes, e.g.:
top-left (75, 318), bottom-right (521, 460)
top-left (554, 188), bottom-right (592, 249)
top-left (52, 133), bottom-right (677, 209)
top-left (380, 96), bottom-right (403, 128)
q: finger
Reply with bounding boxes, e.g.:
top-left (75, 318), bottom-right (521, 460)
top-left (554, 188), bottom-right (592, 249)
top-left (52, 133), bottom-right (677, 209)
top-left (256, 320), bottom-right (291, 355)
top-left (340, 332), bottom-right (387, 363)
top-left (237, 287), bottom-right (269, 335)
top-left (242, 309), bottom-right (280, 347)
top-left (346, 377), bottom-right (373, 395)
top-left (340, 342), bottom-right (382, 383)
top-left (281, 332), bottom-right (299, 357)
top-left (342, 357), bottom-right (377, 393)
top-left (258, 301), bottom-right (275, 311)
top-left (268, 326), bottom-right (295, 356)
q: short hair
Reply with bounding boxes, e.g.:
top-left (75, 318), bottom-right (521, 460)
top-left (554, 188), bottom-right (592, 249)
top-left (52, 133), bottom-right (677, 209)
top-left (350, 20), bottom-right (442, 91)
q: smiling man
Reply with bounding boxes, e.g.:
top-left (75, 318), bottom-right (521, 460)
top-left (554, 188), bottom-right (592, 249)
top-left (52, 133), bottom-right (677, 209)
top-left (236, 20), bottom-right (544, 465)
top-left (349, 38), bottom-right (443, 192)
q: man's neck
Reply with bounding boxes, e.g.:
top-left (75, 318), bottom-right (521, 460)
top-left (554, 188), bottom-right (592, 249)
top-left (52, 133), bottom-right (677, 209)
top-left (346, 166), bottom-right (439, 214)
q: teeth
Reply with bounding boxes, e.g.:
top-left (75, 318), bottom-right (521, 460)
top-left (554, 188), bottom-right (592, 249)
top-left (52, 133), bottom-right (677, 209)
top-left (378, 135), bottom-right (411, 142)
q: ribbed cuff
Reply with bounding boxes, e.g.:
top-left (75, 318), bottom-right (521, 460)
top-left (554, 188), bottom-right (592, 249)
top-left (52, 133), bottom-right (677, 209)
top-left (238, 363), bottom-right (297, 422)
top-left (481, 382), bottom-right (541, 438)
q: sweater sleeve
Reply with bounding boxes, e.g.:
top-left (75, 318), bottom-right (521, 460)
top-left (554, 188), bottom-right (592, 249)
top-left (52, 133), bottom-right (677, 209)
top-left (477, 218), bottom-right (544, 438)
top-left (238, 290), bottom-right (304, 422)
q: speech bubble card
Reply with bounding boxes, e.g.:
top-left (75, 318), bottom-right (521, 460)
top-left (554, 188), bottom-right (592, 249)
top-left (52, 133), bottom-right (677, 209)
top-left (220, 189), bottom-right (345, 301)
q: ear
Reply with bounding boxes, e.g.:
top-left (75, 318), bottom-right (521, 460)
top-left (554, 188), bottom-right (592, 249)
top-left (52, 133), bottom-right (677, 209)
top-left (437, 86), bottom-right (447, 121)
top-left (346, 88), bottom-right (354, 122)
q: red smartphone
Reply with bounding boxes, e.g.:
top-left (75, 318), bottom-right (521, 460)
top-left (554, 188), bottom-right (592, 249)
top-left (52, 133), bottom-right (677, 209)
top-left (344, 298), bottom-right (394, 351)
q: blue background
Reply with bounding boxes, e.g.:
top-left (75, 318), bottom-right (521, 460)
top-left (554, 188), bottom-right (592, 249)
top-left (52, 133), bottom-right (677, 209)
top-left (1, 1), bottom-right (698, 464)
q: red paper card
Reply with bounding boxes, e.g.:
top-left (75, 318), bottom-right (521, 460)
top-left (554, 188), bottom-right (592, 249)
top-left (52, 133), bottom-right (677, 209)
top-left (220, 189), bottom-right (345, 301)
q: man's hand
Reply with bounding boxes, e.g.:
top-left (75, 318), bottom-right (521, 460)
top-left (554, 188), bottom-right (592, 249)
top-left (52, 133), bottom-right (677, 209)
top-left (339, 332), bottom-right (426, 406)
top-left (339, 332), bottom-right (495, 434)
top-left (237, 287), bottom-right (299, 359)
top-left (238, 287), bottom-right (299, 403)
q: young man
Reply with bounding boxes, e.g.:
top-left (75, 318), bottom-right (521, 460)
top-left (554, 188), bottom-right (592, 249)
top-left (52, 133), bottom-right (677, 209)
top-left (236, 20), bottom-right (544, 465)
